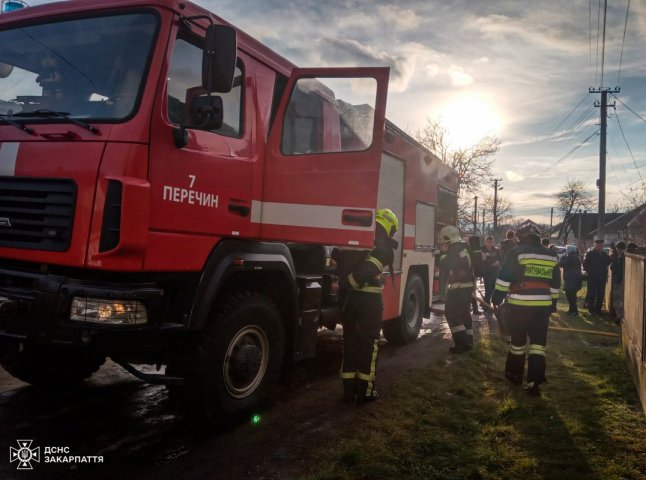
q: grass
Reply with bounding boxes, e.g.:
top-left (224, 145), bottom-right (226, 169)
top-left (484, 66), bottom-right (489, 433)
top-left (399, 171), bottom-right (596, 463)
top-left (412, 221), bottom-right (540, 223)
top-left (298, 289), bottom-right (646, 480)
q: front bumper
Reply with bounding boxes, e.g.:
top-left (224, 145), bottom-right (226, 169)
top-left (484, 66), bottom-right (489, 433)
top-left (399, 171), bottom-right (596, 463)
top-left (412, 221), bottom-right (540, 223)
top-left (0, 262), bottom-right (181, 357)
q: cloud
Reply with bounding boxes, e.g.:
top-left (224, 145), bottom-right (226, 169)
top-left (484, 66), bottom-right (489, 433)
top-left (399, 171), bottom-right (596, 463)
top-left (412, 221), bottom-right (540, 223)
top-left (506, 170), bottom-right (524, 182)
top-left (318, 37), bottom-right (416, 92)
top-left (448, 65), bottom-right (474, 86)
top-left (377, 5), bottom-right (422, 30)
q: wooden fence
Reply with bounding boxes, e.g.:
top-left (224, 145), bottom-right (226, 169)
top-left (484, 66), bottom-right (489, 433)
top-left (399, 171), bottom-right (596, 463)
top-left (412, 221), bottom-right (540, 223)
top-left (622, 253), bottom-right (646, 416)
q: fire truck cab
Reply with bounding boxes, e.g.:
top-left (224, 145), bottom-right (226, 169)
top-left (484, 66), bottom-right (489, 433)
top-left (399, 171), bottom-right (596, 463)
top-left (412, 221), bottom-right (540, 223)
top-left (0, 0), bottom-right (456, 422)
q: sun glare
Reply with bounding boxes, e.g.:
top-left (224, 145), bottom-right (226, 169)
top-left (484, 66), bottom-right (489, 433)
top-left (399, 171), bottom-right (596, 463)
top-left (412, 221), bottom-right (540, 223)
top-left (436, 93), bottom-right (503, 150)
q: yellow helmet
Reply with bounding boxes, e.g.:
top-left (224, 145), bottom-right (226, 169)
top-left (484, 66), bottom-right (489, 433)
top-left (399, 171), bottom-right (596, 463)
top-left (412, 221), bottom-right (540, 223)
top-left (375, 208), bottom-right (399, 237)
top-left (439, 225), bottom-right (461, 244)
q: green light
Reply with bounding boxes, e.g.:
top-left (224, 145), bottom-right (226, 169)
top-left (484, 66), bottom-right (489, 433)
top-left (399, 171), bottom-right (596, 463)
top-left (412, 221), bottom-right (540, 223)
top-left (251, 414), bottom-right (261, 425)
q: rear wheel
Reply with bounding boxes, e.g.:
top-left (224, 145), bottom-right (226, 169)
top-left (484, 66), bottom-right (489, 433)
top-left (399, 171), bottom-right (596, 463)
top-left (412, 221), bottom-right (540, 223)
top-left (0, 341), bottom-right (105, 387)
top-left (383, 274), bottom-right (425, 344)
top-left (167, 291), bottom-right (285, 426)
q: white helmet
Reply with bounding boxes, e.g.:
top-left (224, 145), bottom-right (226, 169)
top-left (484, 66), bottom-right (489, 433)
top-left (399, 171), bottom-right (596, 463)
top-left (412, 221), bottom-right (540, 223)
top-left (439, 225), bottom-right (461, 244)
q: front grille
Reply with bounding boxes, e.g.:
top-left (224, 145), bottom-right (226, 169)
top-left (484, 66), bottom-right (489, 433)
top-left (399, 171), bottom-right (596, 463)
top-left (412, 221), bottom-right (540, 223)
top-left (0, 177), bottom-right (77, 252)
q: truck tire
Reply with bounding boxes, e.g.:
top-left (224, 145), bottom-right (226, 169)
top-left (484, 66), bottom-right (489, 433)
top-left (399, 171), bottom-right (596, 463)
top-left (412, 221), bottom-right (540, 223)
top-left (0, 341), bottom-right (105, 387)
top-left (168, 291), bottom-right (285, 426)
top-left (383, 274), bottom-right (425, 344)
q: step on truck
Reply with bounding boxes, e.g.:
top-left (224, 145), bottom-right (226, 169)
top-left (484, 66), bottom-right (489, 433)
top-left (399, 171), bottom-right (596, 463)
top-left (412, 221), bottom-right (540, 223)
top-left (0, 0), bottom-right (458, 422)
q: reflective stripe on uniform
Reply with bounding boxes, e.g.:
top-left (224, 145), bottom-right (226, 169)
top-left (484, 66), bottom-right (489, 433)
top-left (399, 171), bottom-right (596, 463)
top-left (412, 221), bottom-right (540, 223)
top-left (348, 273), bottom-right (383, 294)
top-left (495, 279), bottom-right (510, 292)
top-left (510, 343), bottom-right (527, 355)
top-left (518, 253), bottom-right (557, 264)
top-left (367, 256), bottom-right (383, 271)
top-left (340, 372), bottom-right (356, 379)
top-left (451, 325), bottom-right (466, 334)
top-left (510, 294), bottom-right (552, 301)
top-left (348, 273), bottom-right (360, 290)
top-left (528, 344), bottom-right (546, 356)
top-left (508, 298), bottom-right (552, 306)
top-left (550, 288), bottom-right (560, 299)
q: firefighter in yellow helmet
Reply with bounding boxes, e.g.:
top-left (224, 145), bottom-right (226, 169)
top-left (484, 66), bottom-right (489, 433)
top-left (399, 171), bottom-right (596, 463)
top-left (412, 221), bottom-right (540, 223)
top-left (491, 223), bottom-right (560, 396)
top-left (339, 208), bottom-right (399, 404)
top-left (438, 225), bottom-right (475, 353)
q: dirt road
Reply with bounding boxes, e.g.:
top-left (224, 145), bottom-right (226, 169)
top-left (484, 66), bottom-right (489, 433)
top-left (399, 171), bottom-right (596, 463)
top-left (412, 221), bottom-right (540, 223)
top-left (0, 311), bottom-right (498, 480)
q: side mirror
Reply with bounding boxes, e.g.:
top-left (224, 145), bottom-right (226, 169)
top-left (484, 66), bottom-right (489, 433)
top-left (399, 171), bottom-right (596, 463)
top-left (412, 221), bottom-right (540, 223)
top-left (202, 24), bottom-right (237, 93)
top-left (190, 94), bottom-right (223, 130)
top-left (0, 62), bottom-right (14, 78)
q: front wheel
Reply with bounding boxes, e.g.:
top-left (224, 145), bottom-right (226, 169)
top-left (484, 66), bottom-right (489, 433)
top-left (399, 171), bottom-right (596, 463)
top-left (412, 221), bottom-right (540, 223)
top-left (383, 274), bottom-right (425, 344)
top-left (167, 291), bottom-right (285, 425)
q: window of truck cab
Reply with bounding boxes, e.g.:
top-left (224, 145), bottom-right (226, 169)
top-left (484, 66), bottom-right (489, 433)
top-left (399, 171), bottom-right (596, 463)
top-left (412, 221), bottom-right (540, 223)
top-left (280, 77), bottom-right (377, 155)
top-left (166, 27), bottom-right (243, 138)
top-left (0, 11), bottom-right (158, 120)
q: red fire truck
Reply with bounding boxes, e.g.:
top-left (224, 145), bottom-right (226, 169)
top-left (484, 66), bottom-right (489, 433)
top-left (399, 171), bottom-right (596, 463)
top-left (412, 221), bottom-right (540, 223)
top-left (0, 0), bottom-right (457, 421)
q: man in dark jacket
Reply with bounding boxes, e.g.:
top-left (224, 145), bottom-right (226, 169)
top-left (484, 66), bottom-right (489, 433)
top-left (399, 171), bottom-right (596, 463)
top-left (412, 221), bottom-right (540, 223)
top-left (559, 245), bottom-right (583, 315)
top-left (583, 238), bottom-right (611, 314)
top-left (499, 230), bottom-right (518, 263)
top-left (439, 225), bottom-right (475, 353)
top-left (492, 224), bottom-right (560, 396)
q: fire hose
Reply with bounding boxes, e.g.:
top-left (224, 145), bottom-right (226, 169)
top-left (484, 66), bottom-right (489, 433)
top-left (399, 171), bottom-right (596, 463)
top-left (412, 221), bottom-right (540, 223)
top-left (471, 291), bottom-right (619, 338)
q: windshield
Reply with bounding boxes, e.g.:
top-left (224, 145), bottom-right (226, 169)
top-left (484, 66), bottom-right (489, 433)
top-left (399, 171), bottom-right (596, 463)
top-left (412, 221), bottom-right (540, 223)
top-left (0, 12), bottom-right (158, 120)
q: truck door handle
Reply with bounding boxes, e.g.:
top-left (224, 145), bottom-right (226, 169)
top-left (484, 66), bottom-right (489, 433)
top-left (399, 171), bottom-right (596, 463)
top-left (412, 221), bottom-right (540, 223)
top-left (342, 209), bottom-right (373, 227)
top-left (228, 201), bottom-right (250, 217)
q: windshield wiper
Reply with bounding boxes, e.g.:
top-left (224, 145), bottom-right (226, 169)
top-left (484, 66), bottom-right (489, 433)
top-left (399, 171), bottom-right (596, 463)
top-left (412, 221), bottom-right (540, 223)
top-left (0, 114), bottom-right (39, 137)
top-left (13, 109), bottom-right (100, 135)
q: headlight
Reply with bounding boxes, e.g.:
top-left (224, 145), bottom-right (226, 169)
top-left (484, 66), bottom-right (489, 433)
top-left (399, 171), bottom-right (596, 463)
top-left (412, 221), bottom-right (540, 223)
top-left (70, 297), bottom-right (148, 325)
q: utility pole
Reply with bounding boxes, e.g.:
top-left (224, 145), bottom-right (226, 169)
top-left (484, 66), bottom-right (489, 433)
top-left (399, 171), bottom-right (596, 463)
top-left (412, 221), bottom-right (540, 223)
top-left (482, 207), bottom-right (486, 237)
top-left (589, 0), bottom-right (619, 240)
top-left (549, 207), bottom-right (553, 230)
top-left (493, 178), bottom-right (503, 233)
top-left (473, 195), bottom-right (478, 236)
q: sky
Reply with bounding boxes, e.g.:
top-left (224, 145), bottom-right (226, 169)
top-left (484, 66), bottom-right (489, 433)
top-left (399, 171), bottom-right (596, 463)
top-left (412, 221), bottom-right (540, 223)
top-left (28, 0), bottom-right (646, 223)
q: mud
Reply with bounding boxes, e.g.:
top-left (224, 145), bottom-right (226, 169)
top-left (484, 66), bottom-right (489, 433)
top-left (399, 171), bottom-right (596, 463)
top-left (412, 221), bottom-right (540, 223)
top-left (0, 309), bottom-right (499, 480)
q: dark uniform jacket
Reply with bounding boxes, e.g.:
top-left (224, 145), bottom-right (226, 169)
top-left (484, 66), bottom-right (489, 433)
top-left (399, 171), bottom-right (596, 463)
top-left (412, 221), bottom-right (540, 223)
top-left (342, 243), bottom-right (394, 295)
top-left (492, 236), bottom-right (560, 307)
top-left (499, 238), bottom-right (518, 263)
top-left (439, 241), bottom-right (474, 291)
top-left (583, 249), bottom-right (611, 279)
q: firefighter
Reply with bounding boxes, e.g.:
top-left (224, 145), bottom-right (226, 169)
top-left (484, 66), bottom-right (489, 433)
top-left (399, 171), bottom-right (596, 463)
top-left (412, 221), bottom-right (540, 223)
top-left (438, 225), bottom-right (475, 353)
top-left (492, 224), bottom-right (560, 397)
top-left (339, 208), bottom-right (399, 405)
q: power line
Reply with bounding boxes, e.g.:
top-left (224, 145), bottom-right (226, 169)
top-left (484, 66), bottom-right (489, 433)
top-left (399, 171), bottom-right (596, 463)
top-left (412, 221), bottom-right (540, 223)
top-left (589, 0), bottom-right (593, 87)
top-left (616, 0), bottom-right (630, 86)
top-left (555, 105), bottom-right (595, 141)
top-left (595, 0), bottom-right (601, 85)
top-left (600, 0), bottom-right (608, 86)
top-left (551, 93), bottom-right (590, 133)
top-left (614, 111), bottom-right (644, 183)
top-left (555, 129), bottom-right (599, 164)
top-left (612, 93), bottom-right (646, 124)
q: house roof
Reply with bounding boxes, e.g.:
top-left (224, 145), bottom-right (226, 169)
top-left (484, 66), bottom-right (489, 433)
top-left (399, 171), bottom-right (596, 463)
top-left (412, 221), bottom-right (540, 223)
top-left (564, 212), bottom-right (623, 240)
top-left (589, 204), bottom-right (646, 236)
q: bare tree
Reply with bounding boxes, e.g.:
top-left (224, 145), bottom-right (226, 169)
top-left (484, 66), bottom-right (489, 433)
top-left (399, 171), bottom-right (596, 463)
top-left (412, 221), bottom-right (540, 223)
top-left (415, 117), bottom-right (501, 229)
top-left (620, 183), bottom-right (646, 210)
top-left (555, 180), bottom-right (595, 241)
top-left (481, 194), bottom-right (513, 234)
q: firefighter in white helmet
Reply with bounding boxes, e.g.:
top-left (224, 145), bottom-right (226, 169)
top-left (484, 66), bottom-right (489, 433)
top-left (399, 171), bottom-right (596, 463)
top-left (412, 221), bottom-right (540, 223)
top-left (438, 225), bottom-right (475, 353)
top-left (491, 223), bottom-right (561, 396)
top-left (339, 208), bottom-right (399, 404)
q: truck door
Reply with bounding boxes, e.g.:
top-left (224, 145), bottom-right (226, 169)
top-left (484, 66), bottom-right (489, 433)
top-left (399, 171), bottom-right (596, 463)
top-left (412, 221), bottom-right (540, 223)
top-left (148, 25), bottom-right (254, 269)
top-left (260, 68), bottom-right (389, 248)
